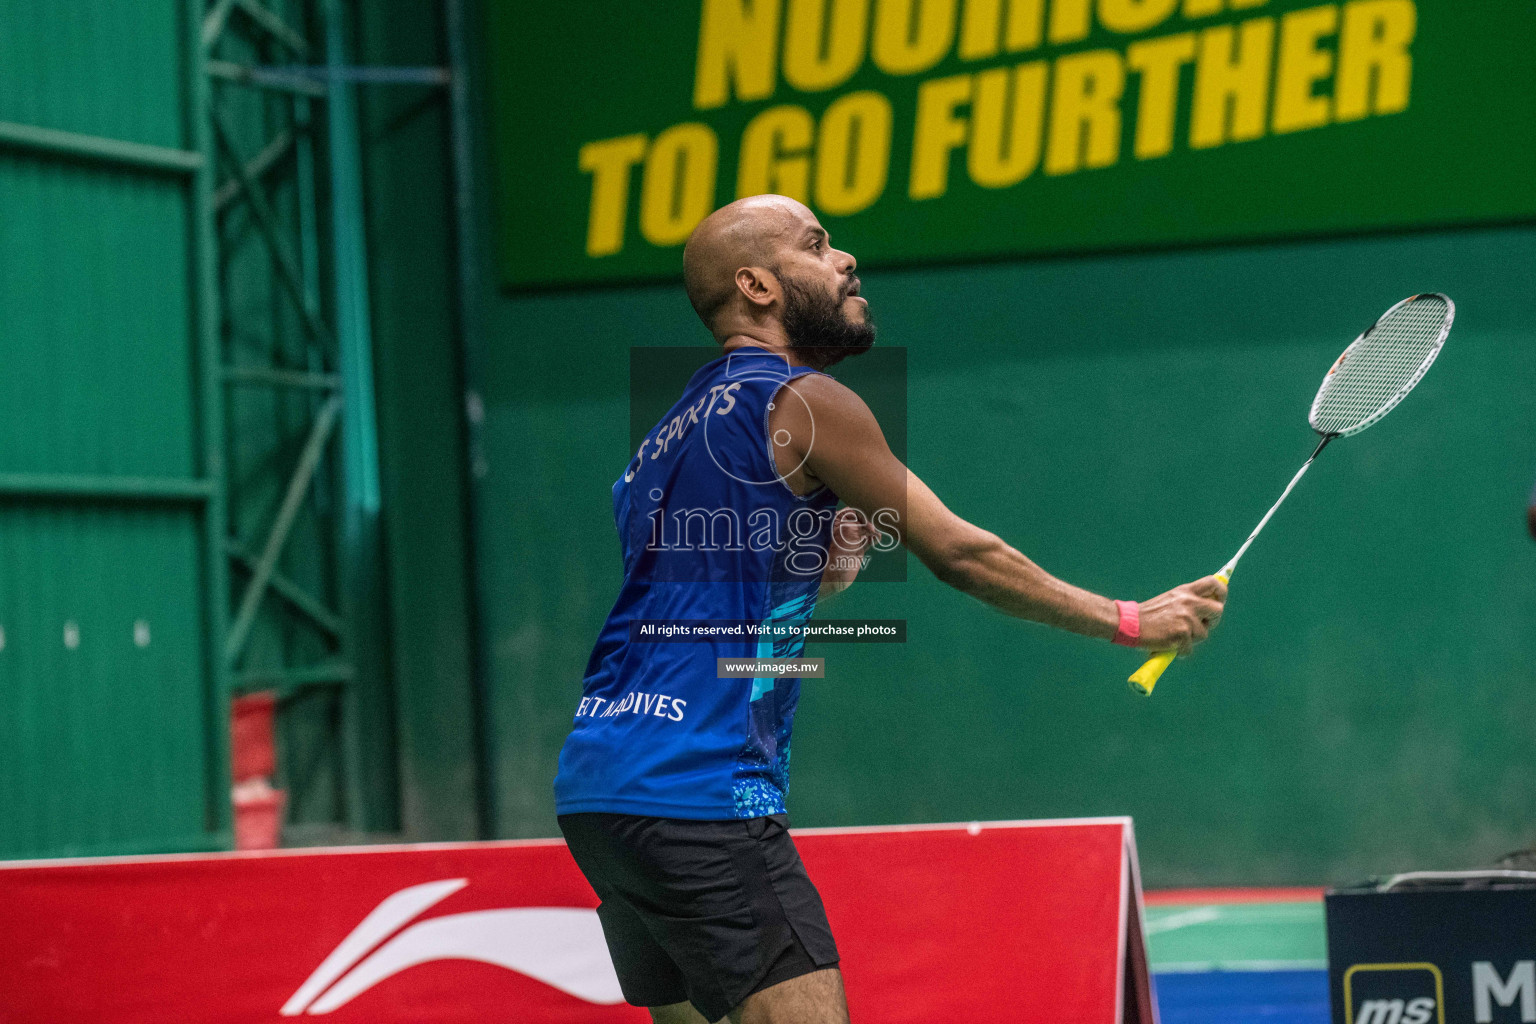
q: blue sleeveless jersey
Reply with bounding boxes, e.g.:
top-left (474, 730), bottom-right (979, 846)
top-left (554, 346), bottom-right (839, 819)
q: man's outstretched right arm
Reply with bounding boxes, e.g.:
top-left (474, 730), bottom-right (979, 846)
top-left (778, 373), bottom-right (1225, 656)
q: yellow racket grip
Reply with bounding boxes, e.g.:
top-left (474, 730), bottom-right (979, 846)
top-left (1128, 651), bottom-right (1175, 695)
top-left (1127, 570), bottom-right (1230, 696)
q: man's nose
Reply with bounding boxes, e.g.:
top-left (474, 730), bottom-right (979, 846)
top-left (835, 248), bottom-right (856, 274)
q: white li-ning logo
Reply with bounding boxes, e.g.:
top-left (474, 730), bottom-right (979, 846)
top-left (280, 879), bottom-right (623, 1015)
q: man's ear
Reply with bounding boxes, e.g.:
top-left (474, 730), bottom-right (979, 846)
top-left (735, 266), bottom-right (779, 310)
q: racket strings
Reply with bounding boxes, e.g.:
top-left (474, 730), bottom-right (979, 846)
top-left (1309, 295), bottom-right (1450, 437)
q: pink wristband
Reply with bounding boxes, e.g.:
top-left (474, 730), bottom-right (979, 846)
top-left (1112, 600), bottom-right (1140, 646)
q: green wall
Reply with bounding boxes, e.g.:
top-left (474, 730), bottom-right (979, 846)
top-left (347, 0), bottom-right (1536, 884)
top-left (355, 1), bottom-right (480, 840)
top-left (0, 0), bottom-right (227, 858)
top-left (469, 221), bottom-right (1536, 885)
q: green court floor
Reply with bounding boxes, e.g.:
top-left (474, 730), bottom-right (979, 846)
top-left (1146, 901), bottom-right (1326, 973)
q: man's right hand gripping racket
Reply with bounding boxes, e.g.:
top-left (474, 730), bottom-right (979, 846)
top-left (1129, 293), bottom-right (1455, 695)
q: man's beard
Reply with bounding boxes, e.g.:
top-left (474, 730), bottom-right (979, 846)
top-left (778, 273), bottom-right (876, 371)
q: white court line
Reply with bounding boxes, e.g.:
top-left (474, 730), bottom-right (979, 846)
top-left (1144, 906), bottom-right (1222, 935)
top-left (1153, 959), bottom-right (1328, 974)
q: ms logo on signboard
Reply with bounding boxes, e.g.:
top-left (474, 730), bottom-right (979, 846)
top-left (1343, 963), bottom-right (1443, 1024)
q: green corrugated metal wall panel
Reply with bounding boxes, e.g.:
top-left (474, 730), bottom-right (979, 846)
top-left (0, 0), bottom-right (223, 857)
top-left (0, 505), bottom-right (208, 858)
top-left (0, 1), bottom-right (184, 149)
top-left (0, 157), bottom-right (193, 477)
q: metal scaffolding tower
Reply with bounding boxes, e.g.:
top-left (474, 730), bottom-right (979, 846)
top-left (201, 0), bottom-right (422, 833)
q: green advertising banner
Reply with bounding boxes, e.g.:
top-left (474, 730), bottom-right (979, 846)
top-left (486, 0), bottom-right (1536, 288)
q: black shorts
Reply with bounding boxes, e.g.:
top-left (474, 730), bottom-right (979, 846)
top-left (558, 812), bottom-right (840, 1021)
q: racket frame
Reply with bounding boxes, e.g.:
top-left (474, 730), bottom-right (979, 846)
top-left (1309, 292), bottom-right (1454, 439)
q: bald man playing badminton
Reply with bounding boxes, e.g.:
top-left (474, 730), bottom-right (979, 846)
top-left (554, 195), bottom-right (1226, 1024)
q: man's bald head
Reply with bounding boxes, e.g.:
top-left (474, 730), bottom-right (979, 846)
top-left (682, 195), bottom-right (811, 337)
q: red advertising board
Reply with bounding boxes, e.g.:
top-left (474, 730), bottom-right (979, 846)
top-left (0, 817), bottom-right (1154, 1023)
